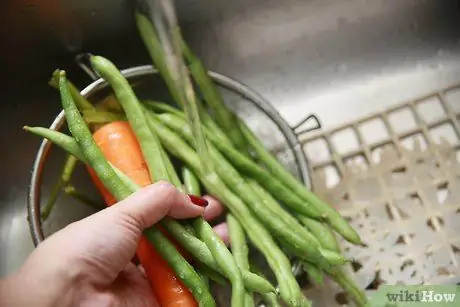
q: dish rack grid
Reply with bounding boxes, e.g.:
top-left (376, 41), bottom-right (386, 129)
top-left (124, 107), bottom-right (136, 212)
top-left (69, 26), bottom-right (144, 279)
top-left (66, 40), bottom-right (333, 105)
top-left (298, 83), bottom-right (460, 305)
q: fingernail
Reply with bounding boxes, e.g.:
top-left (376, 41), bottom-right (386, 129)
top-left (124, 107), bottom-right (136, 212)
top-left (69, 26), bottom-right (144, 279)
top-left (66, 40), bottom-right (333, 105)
top-left (188, 194), bottom-right (209, 207)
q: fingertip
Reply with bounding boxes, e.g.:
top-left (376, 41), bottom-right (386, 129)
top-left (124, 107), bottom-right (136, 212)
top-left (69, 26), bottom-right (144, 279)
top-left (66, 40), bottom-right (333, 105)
top-left (203, 195), bottom-right (225, 221)
top-left (212, 222), bottom-right (229, 246)
top-left (168, 193), bottom-right (205, 219)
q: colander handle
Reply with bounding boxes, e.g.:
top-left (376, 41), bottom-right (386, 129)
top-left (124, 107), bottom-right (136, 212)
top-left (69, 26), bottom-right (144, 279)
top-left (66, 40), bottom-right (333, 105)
top-left (290, 114), bottom-right (322, 138)
top-left (75, 52), bottom-right (100, 81)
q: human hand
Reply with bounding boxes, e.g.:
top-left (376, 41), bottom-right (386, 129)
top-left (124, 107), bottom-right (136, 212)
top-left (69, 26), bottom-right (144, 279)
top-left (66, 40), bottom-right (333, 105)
top-left (0, 182), bottom-right (227, 307)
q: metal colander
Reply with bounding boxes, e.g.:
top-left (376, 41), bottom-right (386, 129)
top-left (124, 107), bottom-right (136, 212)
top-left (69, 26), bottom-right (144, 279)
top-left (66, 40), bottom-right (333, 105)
top-left (27, 58), bottom-right (321, 305)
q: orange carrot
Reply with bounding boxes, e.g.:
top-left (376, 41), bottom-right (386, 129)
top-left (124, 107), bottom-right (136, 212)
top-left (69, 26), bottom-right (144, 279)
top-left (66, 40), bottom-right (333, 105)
top-left (137, 236), bottom-right (198, 307)
top-left (87, 121), bottom-right (197, 307)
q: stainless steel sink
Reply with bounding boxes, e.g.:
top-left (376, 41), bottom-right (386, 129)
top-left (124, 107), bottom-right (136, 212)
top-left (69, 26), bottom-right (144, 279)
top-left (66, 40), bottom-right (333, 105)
top-left (2, 0), bottom-right (460, 280)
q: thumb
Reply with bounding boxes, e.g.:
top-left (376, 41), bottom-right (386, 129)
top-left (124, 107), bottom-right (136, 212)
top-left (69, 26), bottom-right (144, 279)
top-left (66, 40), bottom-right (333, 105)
top-left (101, 180), bottom-right (206, 230)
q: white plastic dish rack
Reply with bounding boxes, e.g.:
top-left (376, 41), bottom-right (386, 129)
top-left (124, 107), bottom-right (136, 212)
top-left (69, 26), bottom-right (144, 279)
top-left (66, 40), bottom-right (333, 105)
top-left (298, 83), bottom-right (460, 306)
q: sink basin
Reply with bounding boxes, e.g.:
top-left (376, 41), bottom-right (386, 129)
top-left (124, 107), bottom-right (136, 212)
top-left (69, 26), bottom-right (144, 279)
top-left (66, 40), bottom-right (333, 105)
top-left (2, 0), bottom-right (460, 283)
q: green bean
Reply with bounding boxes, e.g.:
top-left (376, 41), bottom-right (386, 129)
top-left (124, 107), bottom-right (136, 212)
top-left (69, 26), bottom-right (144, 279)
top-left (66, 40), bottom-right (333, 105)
top-left (143, 227), bottom-right (216, 307)
top-left (181, 40), bottom-right (248, 152)
top-left (161, 217), bottom-right (217, 265)
top-left (160, 145), bottom-right (183, 190)
top-left (136, 12), bottom-right (184, 108)
top-left (298, 216), bottom-right (341, 253)
top-left (63, 185), bottom-right (104, 210)
top-left (90, 56), bottom-right (170, 182)
top-left (44, 72), bottom-right (96, 221)
top-left (301, 262), bottom-right (324, 285)
top-left (242, 272), bottom-right (275, 294)
top-left (195, 262), bottom-right (227, 286)
top-left (201, 115), bottom-right (234, 147)
top-left (143, 100), bottom-right (185, 117)
top-left (43, 77), bottom-right (118, 219)
top-left (227, 214), bottom-right (250, 271)
top-left (143, 100), bottom-right (233, 147)
top-left (49, 70), bottom-right (96, 112)
top-left (327, 269), bottom-right (367, 307)
top-left (194, 218), bottom-right (245, 307)
top-left (238, 121), bottom-right (362, 245)
top-left (249, 262), bottom-right (282, 307)
top-left (227, 214), bottom-right (254, 307)
top-left (45, 74), bottom-right (118, 217)
top-left (156, 112), bottom-right (321, 219)
top-left (182, 166), bottom-right (201, 196)
top-left (246, 179), bottom-right (346, 265)
top-left (183, 223), bottom-right (197, 236)
top-left (244, 295), bottom-right (254, 307)
top-left (58, 70), bottom-right (131, 200)
top-left (82, 110), bottom-right (126, 124)
top-left (52, 72), bottom-right (215, 307)
top-left (227, 216), bottom-right (275, 301)
top-left (41, 154), bottom-right (78, 220)
top-left (24, 127), bottom-right (85, 162)
top-left (146, 116), bottom-right (309, 307)
top-left (196, 269), bottom-right (209, 288)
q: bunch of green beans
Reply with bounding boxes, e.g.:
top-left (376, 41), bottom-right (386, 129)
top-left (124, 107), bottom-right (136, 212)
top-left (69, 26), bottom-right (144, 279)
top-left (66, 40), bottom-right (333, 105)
top-left (24, 10), bottom-right (368, 307)
top-left (135, 11), bottom-right (365, 305)
top-left (45, 64), bottom-right (279, 304)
